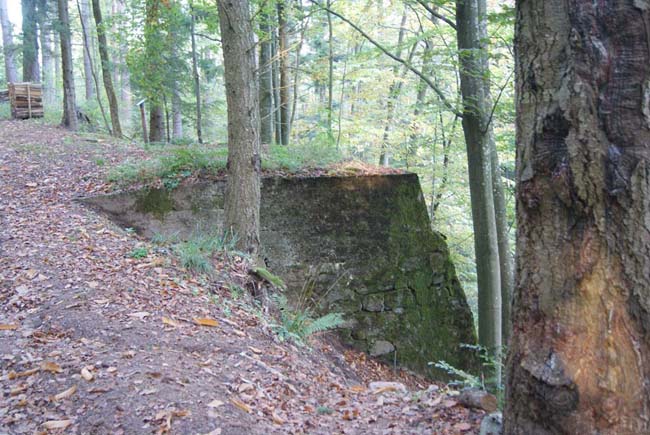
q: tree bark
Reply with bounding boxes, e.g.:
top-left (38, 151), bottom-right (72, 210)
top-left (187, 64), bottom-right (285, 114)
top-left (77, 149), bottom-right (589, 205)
top-left (37, 0), bottom-right (54, 105)
top-left (190, 6), bottom-right (202, 143)
top-left (145, 0), bottom-right (165, 142)
top-left (80, 0), bottom-right (95, 100)
top-left (91, 0), bottom-right (122, 137)
top-left (0, 0), bottom-right (18, 83)
top-left (57, 0), bottom-right (77, 130)
top-left (22, 0), bottom-right (40, 82)
top-left (456, 0), bottom-right (501, 384)
top-left (258, 7), bottom-right (274, 145)
top-left (272, 30), bottom-right (282, 145)
top-left (277, 0), bottom-right (290, 145)
top-left (505, 1), bottom-right (650, 433)
top-left (217, 0), bottom-right (261, 257)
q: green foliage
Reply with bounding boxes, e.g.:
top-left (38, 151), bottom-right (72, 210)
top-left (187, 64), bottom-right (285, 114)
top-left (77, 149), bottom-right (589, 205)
top-left (271, 294), bottom-right (345, 345)
top-left (431, 344), bottom-right (505, 399)
top-left (173, 231), bottom-right (239, 274)
top-left (128, 247), bottom-right (149, 259)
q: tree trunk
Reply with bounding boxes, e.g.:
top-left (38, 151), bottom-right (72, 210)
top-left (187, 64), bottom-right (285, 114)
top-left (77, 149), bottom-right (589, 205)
top-left (277, 0), bottom-right (290, 145)
top-left (91, 0), bottom-right (122, 137)
top-left (258, 7), bottom-right (274, 145)
top-left (190, 6), bottom-right (202, 143)
top-left (272, 30), bottom-right (282, 145)
top-left (217, 0), bottom-right (261, 257)
top-left (115, 0), bottom-right (131, 126)
top-left (505, 1), bottom-right (650, 433)
top-left (37, 0), bottom-right (55, 105)
top-left (57, 0), bottom-right (77, 130)
top-left (456, 0), bottom-right (501, 384)
top-left (80, 0), bottom-right (95, 100)
top-left (53, 30), bottom-right (60, 100)
top-left (145, 0), bottom-right (165, 143)
top-left (22, 0), bottom-right (40, 82)
top-left (0, 0), bottom-right (18, 83)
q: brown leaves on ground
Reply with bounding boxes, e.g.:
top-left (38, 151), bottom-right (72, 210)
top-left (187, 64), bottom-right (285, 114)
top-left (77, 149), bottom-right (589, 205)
top-left (0, 120), bottom-right (483, 434)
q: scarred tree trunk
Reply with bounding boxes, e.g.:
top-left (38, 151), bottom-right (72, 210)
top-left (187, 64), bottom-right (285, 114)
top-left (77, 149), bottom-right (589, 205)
top-left (57, 0), bottom-right (77, 130)
top-left (0, 0), bottom-right (18, 83)
top-left (22, 0), bottom-right (40, 82)
top-left (505, 1), bottom-right (650, 433)
top-left (218, 0), bottom-right (261, 256)
top-left (92, 0), bottom-right (122, 137)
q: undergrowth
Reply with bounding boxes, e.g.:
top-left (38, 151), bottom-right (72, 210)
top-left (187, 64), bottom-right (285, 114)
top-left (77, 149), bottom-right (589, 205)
top-left (271, 294), bottom-right (345, 345)
top-left (107, 143), bottom-right (345, 186)
top-left (172, 231), bottom-right (239, 274)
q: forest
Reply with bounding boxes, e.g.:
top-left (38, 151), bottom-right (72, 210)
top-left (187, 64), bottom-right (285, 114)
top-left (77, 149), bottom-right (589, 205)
top-left (1, 0), bottom-right (650, 434)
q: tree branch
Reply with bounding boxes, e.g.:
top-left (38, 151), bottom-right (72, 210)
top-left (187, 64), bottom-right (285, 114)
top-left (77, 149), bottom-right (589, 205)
top-left (411, 0), bottom-right (457, 30)
top-left (307, 0), bottom-right (462, 117)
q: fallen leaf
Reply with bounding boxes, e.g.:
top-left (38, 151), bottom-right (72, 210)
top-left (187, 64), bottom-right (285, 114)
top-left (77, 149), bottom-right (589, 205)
top-left (25, 182), bottom-right (38, 188)
top-left (81, 367), bottom-right (94, 381)
top-left (10, 385), bottom-right (27, 395)
top-left (349, 385), bottom-right (366, 393)
top-left (453, 422), bottom-right (472, 432)
top-left (41, 361), bottom-right (62, 373)
top-left (271, 410), bottom-right (285, 425)
top-left (106, 366), bottom-right (117, 374)
top-left (193, 318), bottom-right (219, 327)
top-left (141, 388), bottom-right (158, 396)
top-left (129, 311), bottom-right (151, 320)
top-left (0, 324), bottom-right (18, 330)
top-left (53, 385), bottom-right (77, 401)
top-left (248, 346), bottom-right (262, 354)
top-left (162, 317), bottom-right (180, 327)
top-left (442, 399), bottom-right (458, 409)
top-left (8, 367), bottom-right (39, 379)
top-left (238, 383), bottom-right (254, 393)
top-left (207, 400), bottom-right (224, 408)
top-left (43, 420), bottom-right (72, 430)
top-left (230, 398), bottom-right (252, 413)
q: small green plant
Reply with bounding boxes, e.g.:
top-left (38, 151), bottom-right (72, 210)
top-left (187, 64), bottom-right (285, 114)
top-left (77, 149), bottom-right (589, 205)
top-left (128, 247), bottom-right (148, 259)
top-left (173, 231), bottom-right (239, 274)
top-left (271, 294), bottom-right (345, 344)
top-left (95, 158), bottom-right (105, 166)
top-left (176, 240), bottom-right (212, 274)
top-left (316, 406), bottom-right (334, 415)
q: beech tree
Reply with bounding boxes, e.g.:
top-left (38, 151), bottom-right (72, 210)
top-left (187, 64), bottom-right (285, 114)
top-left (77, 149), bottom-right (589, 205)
top-left (217, 0), bottom-right (261, 256)
top-left (505, 1), bottom-right (650, 432)
top-left (0, 0), bottom-right (17, 83)
top-left (92, 0), bottom-right (122, 137)
top-left (57, 0), bottom-right (77, 129)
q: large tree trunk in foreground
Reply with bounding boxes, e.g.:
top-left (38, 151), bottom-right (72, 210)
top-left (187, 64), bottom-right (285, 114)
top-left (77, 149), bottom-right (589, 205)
top-left (92, 0), bottom-right (122, 137)
top-left (218, 0), bottom-right (261, 257)
top-left (0, 0), bottom-right (18, 83)
top-left (456, 0), bottom-right (501, 384)
top-left (22, 0), bottom-right (40, 82)
top-left (505, 1), bottom-right (650, 433)
top-left (57, 0), bottom-right (77, 130)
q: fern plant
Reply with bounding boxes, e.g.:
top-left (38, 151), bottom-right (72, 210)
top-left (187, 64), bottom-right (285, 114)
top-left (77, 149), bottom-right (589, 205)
top-left (271, 294), bottom-right (345, 345)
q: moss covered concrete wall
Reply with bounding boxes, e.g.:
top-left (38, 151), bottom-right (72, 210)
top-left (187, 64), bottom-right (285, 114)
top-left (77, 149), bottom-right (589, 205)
top-left (81, 174), bottom-right (477, 376)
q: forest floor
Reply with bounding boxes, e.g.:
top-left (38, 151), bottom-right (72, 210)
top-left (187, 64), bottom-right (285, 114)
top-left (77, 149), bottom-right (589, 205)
top-left (0, 120), bottom-right (485, 434)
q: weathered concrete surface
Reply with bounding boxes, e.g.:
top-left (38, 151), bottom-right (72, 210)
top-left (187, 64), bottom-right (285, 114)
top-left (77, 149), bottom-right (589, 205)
top-left (81, 174), bottom-right (477, 376)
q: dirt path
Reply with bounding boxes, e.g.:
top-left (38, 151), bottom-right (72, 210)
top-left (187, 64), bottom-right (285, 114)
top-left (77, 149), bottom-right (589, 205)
top-left (0, 120), bottom-right (484, 434)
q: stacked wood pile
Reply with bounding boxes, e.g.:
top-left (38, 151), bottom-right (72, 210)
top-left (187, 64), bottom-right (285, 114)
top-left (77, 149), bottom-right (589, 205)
top-left (8, 83), bottom-right (43, 119)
